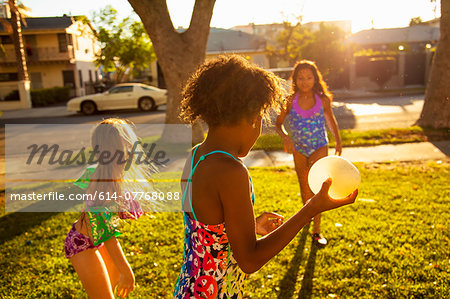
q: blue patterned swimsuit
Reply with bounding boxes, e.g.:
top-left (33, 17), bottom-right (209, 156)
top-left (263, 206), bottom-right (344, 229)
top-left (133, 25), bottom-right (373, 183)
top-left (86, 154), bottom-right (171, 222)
top-left (286, 93), bottom-right (328, 157)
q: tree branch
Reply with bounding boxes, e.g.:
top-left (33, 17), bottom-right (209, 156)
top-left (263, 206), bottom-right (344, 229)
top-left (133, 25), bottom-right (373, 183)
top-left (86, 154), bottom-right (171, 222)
top-left (128, 0), bottom-right (177, 45)
top-left (188, 0), bottom-right (215, 34)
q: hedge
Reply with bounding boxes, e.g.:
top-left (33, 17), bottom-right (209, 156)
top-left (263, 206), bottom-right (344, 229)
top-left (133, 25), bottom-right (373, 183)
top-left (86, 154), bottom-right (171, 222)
top-left (30, 86), bottom-right (71, 107)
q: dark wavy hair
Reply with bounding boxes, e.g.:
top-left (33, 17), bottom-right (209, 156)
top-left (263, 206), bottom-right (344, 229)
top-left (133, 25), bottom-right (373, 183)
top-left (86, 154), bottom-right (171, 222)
top-left (290, 60), bottom-right (332, 101)
top-left (179, 55), bottom-right (286, 127)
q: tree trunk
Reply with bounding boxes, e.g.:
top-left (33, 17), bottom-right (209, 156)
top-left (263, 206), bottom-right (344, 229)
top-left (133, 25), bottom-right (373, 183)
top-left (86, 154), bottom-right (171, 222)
top-left (418, 0), bottom-right (450, 128)
top-left (10, 0), bottom-right (28, 81)
top-left (128, 0), bottom-right (215, 143)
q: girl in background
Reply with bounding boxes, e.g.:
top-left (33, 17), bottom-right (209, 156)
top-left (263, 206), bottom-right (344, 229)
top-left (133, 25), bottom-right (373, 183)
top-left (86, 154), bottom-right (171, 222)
top-left (276, 60), bottom-right (342, 246)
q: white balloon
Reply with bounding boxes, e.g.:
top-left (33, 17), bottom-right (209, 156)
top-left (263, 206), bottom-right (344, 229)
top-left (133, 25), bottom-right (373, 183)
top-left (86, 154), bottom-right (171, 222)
top-left (308, 156), bottom-right (361, 199)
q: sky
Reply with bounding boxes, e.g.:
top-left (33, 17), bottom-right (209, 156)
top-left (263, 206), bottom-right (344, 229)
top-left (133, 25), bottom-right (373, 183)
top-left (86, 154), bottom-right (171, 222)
top-left (25, 0), bottom-right (440, 33)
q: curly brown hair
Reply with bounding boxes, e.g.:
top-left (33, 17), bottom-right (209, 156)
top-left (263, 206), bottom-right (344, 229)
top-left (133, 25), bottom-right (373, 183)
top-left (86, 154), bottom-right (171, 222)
top-left (290, 60), bottom-right (333, 101)
top-left (179, 55), bottom-right (286, 127)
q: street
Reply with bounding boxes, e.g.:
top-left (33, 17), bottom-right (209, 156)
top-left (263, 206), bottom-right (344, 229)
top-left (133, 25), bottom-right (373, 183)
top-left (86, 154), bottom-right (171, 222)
top-left (332, 94), bottom-right (423, 131)
top-left (0, 94), bottom-right (425, 131)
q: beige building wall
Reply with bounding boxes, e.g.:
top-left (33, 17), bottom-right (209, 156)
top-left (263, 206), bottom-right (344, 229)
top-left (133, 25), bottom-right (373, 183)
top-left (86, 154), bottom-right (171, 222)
top-left (67, 22), bottom-right (97, 62)
top-left (0, 64), bottom-right (74, 89)
top-left (29, 65), bottom-right (65, 89)
top-left (35, 33), bottom-right (58, 48)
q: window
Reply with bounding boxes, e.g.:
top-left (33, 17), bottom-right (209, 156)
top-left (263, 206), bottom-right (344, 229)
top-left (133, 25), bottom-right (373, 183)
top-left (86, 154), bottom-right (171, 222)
top-left (140, 86), bottom-right (157, 91)
top-left (78, 70), bottom-right (83, 87)
top-left (109, 86), bottom-right (133, 94)
top-left (58, 33), bottom-right (68, 52)
top-left (67, 34), bottom-right (73, 46)
top-left (30, 72), bottom-right (43, 89)
top-left (24, 35), bottom-right (37, 57)
top-left (62, 70), bottom-right (75, 89)
top-left (0, 73), bottom-right (18, 82)
top-left (0, 35), bottom-right (12, 44)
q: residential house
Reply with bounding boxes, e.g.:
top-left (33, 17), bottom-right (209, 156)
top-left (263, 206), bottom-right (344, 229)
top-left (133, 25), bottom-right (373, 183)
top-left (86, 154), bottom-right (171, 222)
top-left (154, 27), bottom-right (268, 88)
top-left (346, 24), bottom-right (439, 90)
top-left (231, 23), bottom-right (286, 42)
top-left (0, 15), bottom-right (98, 100)
top-left (205, 27), bottom-right (268, 67)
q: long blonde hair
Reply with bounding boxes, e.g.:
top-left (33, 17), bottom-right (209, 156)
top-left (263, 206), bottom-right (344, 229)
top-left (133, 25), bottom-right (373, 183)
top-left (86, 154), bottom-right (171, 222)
top-left (86, 118), bottom-right (156, 212)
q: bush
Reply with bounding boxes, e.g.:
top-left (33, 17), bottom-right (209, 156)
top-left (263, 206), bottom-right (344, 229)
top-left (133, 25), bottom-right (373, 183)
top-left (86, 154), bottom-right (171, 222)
top-left (30, 86), bottom-right (71, 107)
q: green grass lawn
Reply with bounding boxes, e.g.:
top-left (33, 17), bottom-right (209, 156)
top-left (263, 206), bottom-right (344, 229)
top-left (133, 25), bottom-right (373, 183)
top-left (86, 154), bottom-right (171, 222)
top-left (0, 161), bottom-right (449, 298)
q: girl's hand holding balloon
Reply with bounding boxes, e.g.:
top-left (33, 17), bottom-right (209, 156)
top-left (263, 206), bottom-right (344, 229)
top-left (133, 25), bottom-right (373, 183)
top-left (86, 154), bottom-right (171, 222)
top-left (306, 178), bottom-right (358, 216)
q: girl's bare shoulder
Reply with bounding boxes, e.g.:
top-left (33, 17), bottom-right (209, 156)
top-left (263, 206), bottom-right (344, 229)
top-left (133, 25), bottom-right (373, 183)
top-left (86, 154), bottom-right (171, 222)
top-left (284, 93), bottom-right (296, 111)
top-left (197, 155), bottom-right (246, 191)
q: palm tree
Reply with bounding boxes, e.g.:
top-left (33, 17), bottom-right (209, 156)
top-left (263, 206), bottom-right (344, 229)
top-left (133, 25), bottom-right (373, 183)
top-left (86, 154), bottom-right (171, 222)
top-left (0, 0), bottom-right (31, 81)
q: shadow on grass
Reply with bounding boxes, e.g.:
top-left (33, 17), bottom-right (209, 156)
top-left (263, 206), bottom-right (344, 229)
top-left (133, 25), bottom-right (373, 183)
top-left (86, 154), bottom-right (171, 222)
top-left (277, 224), bottom-right (310, 299)
top-left (0, 211), bottom-right (56, 246)
top-left (297, 241), bottom-right (319, 299)
top-left (0, 186), bottom-right (82, 246)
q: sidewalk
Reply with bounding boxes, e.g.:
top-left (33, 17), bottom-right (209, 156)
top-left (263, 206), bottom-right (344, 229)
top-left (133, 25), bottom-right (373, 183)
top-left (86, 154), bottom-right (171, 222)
top-left (0, 105), bottom-right (71, 119)
top-left (242, 141), bottom-right (450, 168)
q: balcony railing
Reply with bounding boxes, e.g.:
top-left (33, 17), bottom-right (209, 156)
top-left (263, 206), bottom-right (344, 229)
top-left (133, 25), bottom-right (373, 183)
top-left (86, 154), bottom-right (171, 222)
top-left (0, 45), bottom-right (75, 63)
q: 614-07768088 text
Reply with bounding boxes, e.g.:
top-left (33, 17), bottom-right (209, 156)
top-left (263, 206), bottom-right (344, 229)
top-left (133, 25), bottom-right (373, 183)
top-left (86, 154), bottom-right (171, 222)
top-left (9, 191), bottom-right (181, 202)
top-left (96, 191), bottom-right (181, 201)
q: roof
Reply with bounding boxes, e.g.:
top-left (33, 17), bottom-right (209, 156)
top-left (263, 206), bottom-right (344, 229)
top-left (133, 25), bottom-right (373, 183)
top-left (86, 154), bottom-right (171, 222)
top-left (0, 16), bottom-right (81, 33)
top-left (206, 27), bottom-right (266, 53)
top-left (347, 25), bottom-right (440, 45)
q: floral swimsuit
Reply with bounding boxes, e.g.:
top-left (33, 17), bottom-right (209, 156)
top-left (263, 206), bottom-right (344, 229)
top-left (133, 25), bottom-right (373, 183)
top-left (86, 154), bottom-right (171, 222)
top-left (173, 147), bottom-right (255, 298)
top-left (64, 166), bottom-right (143, 259)
top-left (286, 93), bottom-right (328, 157)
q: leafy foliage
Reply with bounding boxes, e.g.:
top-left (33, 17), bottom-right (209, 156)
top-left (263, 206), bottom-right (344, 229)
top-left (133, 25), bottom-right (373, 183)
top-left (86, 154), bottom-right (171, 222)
top-left (30, 86), bottom-right (71, 107)
top-left (409, 16), bottom-right (423, 26)
top-left (268, 21), bottom-right (349, 88)
top-left (87, 6), bottom-right (156, 82)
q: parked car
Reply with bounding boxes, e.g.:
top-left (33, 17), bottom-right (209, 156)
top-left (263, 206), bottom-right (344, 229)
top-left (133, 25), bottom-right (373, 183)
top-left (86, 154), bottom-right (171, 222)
top-left (67, 83), bottom-right (167, 115)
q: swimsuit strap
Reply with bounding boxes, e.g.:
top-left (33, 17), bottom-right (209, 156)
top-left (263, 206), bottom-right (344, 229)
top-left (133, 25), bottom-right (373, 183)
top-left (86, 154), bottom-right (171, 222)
top-left (182, 148), bottom-right (246, 222)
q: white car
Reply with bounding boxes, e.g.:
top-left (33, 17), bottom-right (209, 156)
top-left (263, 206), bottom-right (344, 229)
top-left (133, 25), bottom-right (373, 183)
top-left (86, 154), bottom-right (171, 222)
top-left (67, 83), bottom-right (167, 115)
